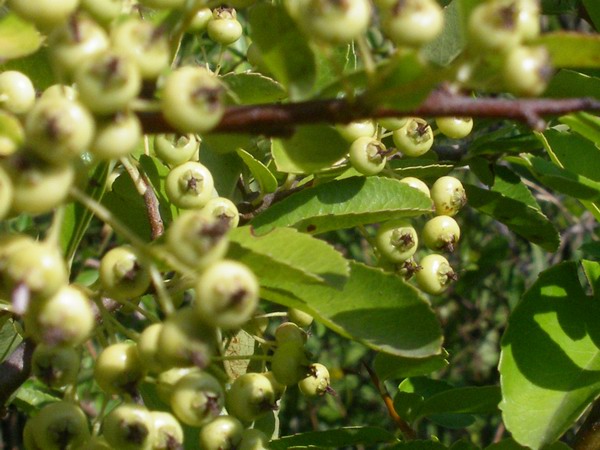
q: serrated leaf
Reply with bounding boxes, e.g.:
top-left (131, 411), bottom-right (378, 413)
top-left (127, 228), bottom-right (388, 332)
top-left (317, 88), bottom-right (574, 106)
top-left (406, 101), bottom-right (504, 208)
top-left (423, 0), bottom-right (466, 66)
top-left (388, 159), bottom-right (455, 180)
top-left (271, 124), bottom-right (348, 174)
top-left (491, 166), bottom-right (540, 210)
top-left (199, 137), bottom-right (245, 199)
top-left (539, 129), bottom-right (600, 183)
top-left (464, 184), bottom-right (560, 252)
top-left (236, 148), bottom-right (278, 194)
top-left (560, 112), bottom-right (600, 145)
top-left (0, 13), bottom-right (43, 60)
top-left (532, 33), bottom-right (600, 68)
top-left (259, 261), bottom-right (443, 358)
top-left (374, 350), bottom-right (449, 381)
top-left (417, 386), bottom-right (501, 419)
top-left (0, 318), bottom-right (21, 363)
top-left (499, 262), bottom-right (600, 449)
top-left (269, 426), bottom-right (396, 450)
top-left (527, 156), bottom-right (600, 201)
top-left (250, 176), bottom-right (433, 235)
top-left (229, 226), bottom-right (349, 287)
top-left (248, 4), bottom-right (316, 100)
top-left (221, 72), bottom-right (286, 105)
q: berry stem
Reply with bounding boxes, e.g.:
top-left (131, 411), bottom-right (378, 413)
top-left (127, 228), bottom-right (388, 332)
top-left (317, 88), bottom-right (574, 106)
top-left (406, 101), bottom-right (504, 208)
top-left (149, 264), bottom-right (176, 316)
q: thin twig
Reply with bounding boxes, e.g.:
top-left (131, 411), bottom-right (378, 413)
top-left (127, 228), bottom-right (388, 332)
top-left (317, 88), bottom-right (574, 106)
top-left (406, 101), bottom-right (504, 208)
top-left (138, 91), bottom-right (600, 136)
top-left (362, 360), bottom-right (417, 440)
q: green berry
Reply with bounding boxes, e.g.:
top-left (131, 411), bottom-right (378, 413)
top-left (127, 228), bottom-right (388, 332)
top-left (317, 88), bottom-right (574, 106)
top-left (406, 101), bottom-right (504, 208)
top-left (349, 136), bottom-right (387, 176)
top-left (194, 260), bottom-right (259, 330)
top-left (392, 118), bottom-right (434, 157)
top-left (103, 404), bottom-right (156, 450)
top-left (399, 177), bottom-right (430, 198)
top-left (94, 342), bottom-right (146, 395)
top-left (165, 161), bottom-right (215, 209)
top-left (154, 134), bottom-right (198, 167)
top-left (375, 219), bottom-right (419, 263)
top-left (415, 254), bottom-right (456, 295)
top-left (435, 117), bottom-right (473, 139)
top-left (431, 176), bottom-right (466, 216)
top-left (170, 371), bottom-right (225, 427)
top-left (422, 215), bottom-right (461, 252)
top-left (161, 66), bottom-right (225, 133)
top-left (207, 8), bottom-right (243, 45)
top-left (381, 0), bottom-right (444, 47)
top-left (32, 344), bottom-right (80, 388)
top-left (198, 416), bottom-right (244, 450)
top-left (31, 401), bottom-right (90, 450)
top-left (271, 342), bottom-right (310, 386)
top-left (503, 45), bottom-right (551, 97)
top-left (0, 71), bottom-right (36, 114)
top-left (225, 373), bottom-right (277, 423)
top-left (99, 245), bottom-right (151, 300)
top-left (298, 363), bottom-right (331, 397)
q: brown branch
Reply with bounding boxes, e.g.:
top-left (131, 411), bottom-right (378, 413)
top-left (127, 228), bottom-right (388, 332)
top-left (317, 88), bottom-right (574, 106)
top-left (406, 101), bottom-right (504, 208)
top-left (138, 91), bottom-right (600, 136)
top-left (362, 360), bottom-right (417, 440)
top-left (140, 171), bottom-right (164, 240)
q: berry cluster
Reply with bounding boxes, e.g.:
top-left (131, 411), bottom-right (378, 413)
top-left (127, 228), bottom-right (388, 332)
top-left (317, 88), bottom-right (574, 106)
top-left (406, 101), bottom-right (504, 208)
top-left (338, 116), bottom-right (469, 295)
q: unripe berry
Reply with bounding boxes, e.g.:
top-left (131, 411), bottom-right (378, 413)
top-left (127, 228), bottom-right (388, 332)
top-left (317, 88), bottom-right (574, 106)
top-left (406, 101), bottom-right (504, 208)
top-left (271, 342), bottom-right (310, 386)
top-left (0, 71), bottom-right (35, 114)
top-left (103, 404), bottom-right (156, 450)
top-left (435, 117), bottom-right (473, 139)
top-left (399, 177), bottom-right (430, 198)
top-left (150, 411), bottom-right (184, 450)
top-left (422, 215), bottom-right (461, 252)
top-left (226, 372), bottom-right (277, 423)
top-left (349, 136), bottom-right (387, 176)
top-left (170, 371), bottom-right (225, 427)
top-left (298, 363), bottom-right (331, 397)
top-left (30, 401), bottom-right (90, 450)
top-left (200, 197), bottom-right (240, 229)
top-left (275, 321), bottom-right (308, 346)
top-left (415, 254), bottom-right (457, 295)
top-left (431, 176), bottom-right (467, 216)
top-left (198, 416), bottom-right (244, 450)
top-left (99, 245), bottom-right (151, 301)
top-left (94, 341), bottom-right (146, 395)
top-left (375, 219), bottom-right (419, 263)
top-left (194, 260), bottom-right (259, 330)
top-left (503, 45), bottom-right (552, 97)
top-left (32, 344), bottom-right (80, 388)
top-left (393, 118), bottom-right (434, 157)
top-left (161, 66), bottom-right (225, 134)
top-left (165, 161), bottom-right (215, 209)
top-left (381, 0), bottom-right (444, 47)
top-left (154, 134), bottom-right (198, 167)
top-left (207, 8), bottom-right (243, 45)
top-left (336, 120), bottom-right (376, 142)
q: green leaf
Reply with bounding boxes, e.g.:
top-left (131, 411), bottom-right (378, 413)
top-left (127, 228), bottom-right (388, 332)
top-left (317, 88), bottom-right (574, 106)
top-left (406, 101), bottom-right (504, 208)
top-left (0, 13), bottom-right (43, 60)
top-left (269, 426), bottom-right (396, 449)
top-left (374, 350), bottom-right (449, 381)
top-left (560, 112), bottom-right (600, 145)
top-left (422, 0), bottom-right (466, 66)
top-left (236, 148), bottom-right (278, 194)
top-left (260, 261), bottom-right (443, 358)
top-left (0, 318), bottom-right (21, 363)
top-left (367, 52), bottom-right (439, 110)
top-left (229, 226), bottom-right (349, 286)
top-left (499, 262), bottom-right (600, 449)
top-left (527, 156), bottom-right (600, 201)
top-left (417, 386), bottom-right (501, 419)
top-left (221, 72), bottom-right (286, 105)
top-left (14, 380), bottom-right (60, 414)
top-left (248, 4), bottom-right (316, 100)
top-left (582, 0), bottom-right (600, 31)
top-left (199, 137), bottom-right (245, 199)
top-left (61, 162), bottom-right (110, 266)
top-left (538, 129), bottom-right (600, 183)
top-left (532, 33), bottom-right (600, 68)
top-left (541, 0), bottom-right (579, 15)
top-left (386, 441), bottom-right (448, 450)
top-left (545, 70), bottom-right (600, 99)
top-left (486, 439), bottom-right (571, 450)
top-left (250, 176), bottom-right (432, 235)
top-left (581, 260), bottom-right (600, 301)
top-left (491, 166), bottom-right (540, 210)
top-left (271, 125), bottom-right (349, 174)
top-left (388, 159), bottom-right (455, 180)
top-left (464, 184), bottom-right (560, 252)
